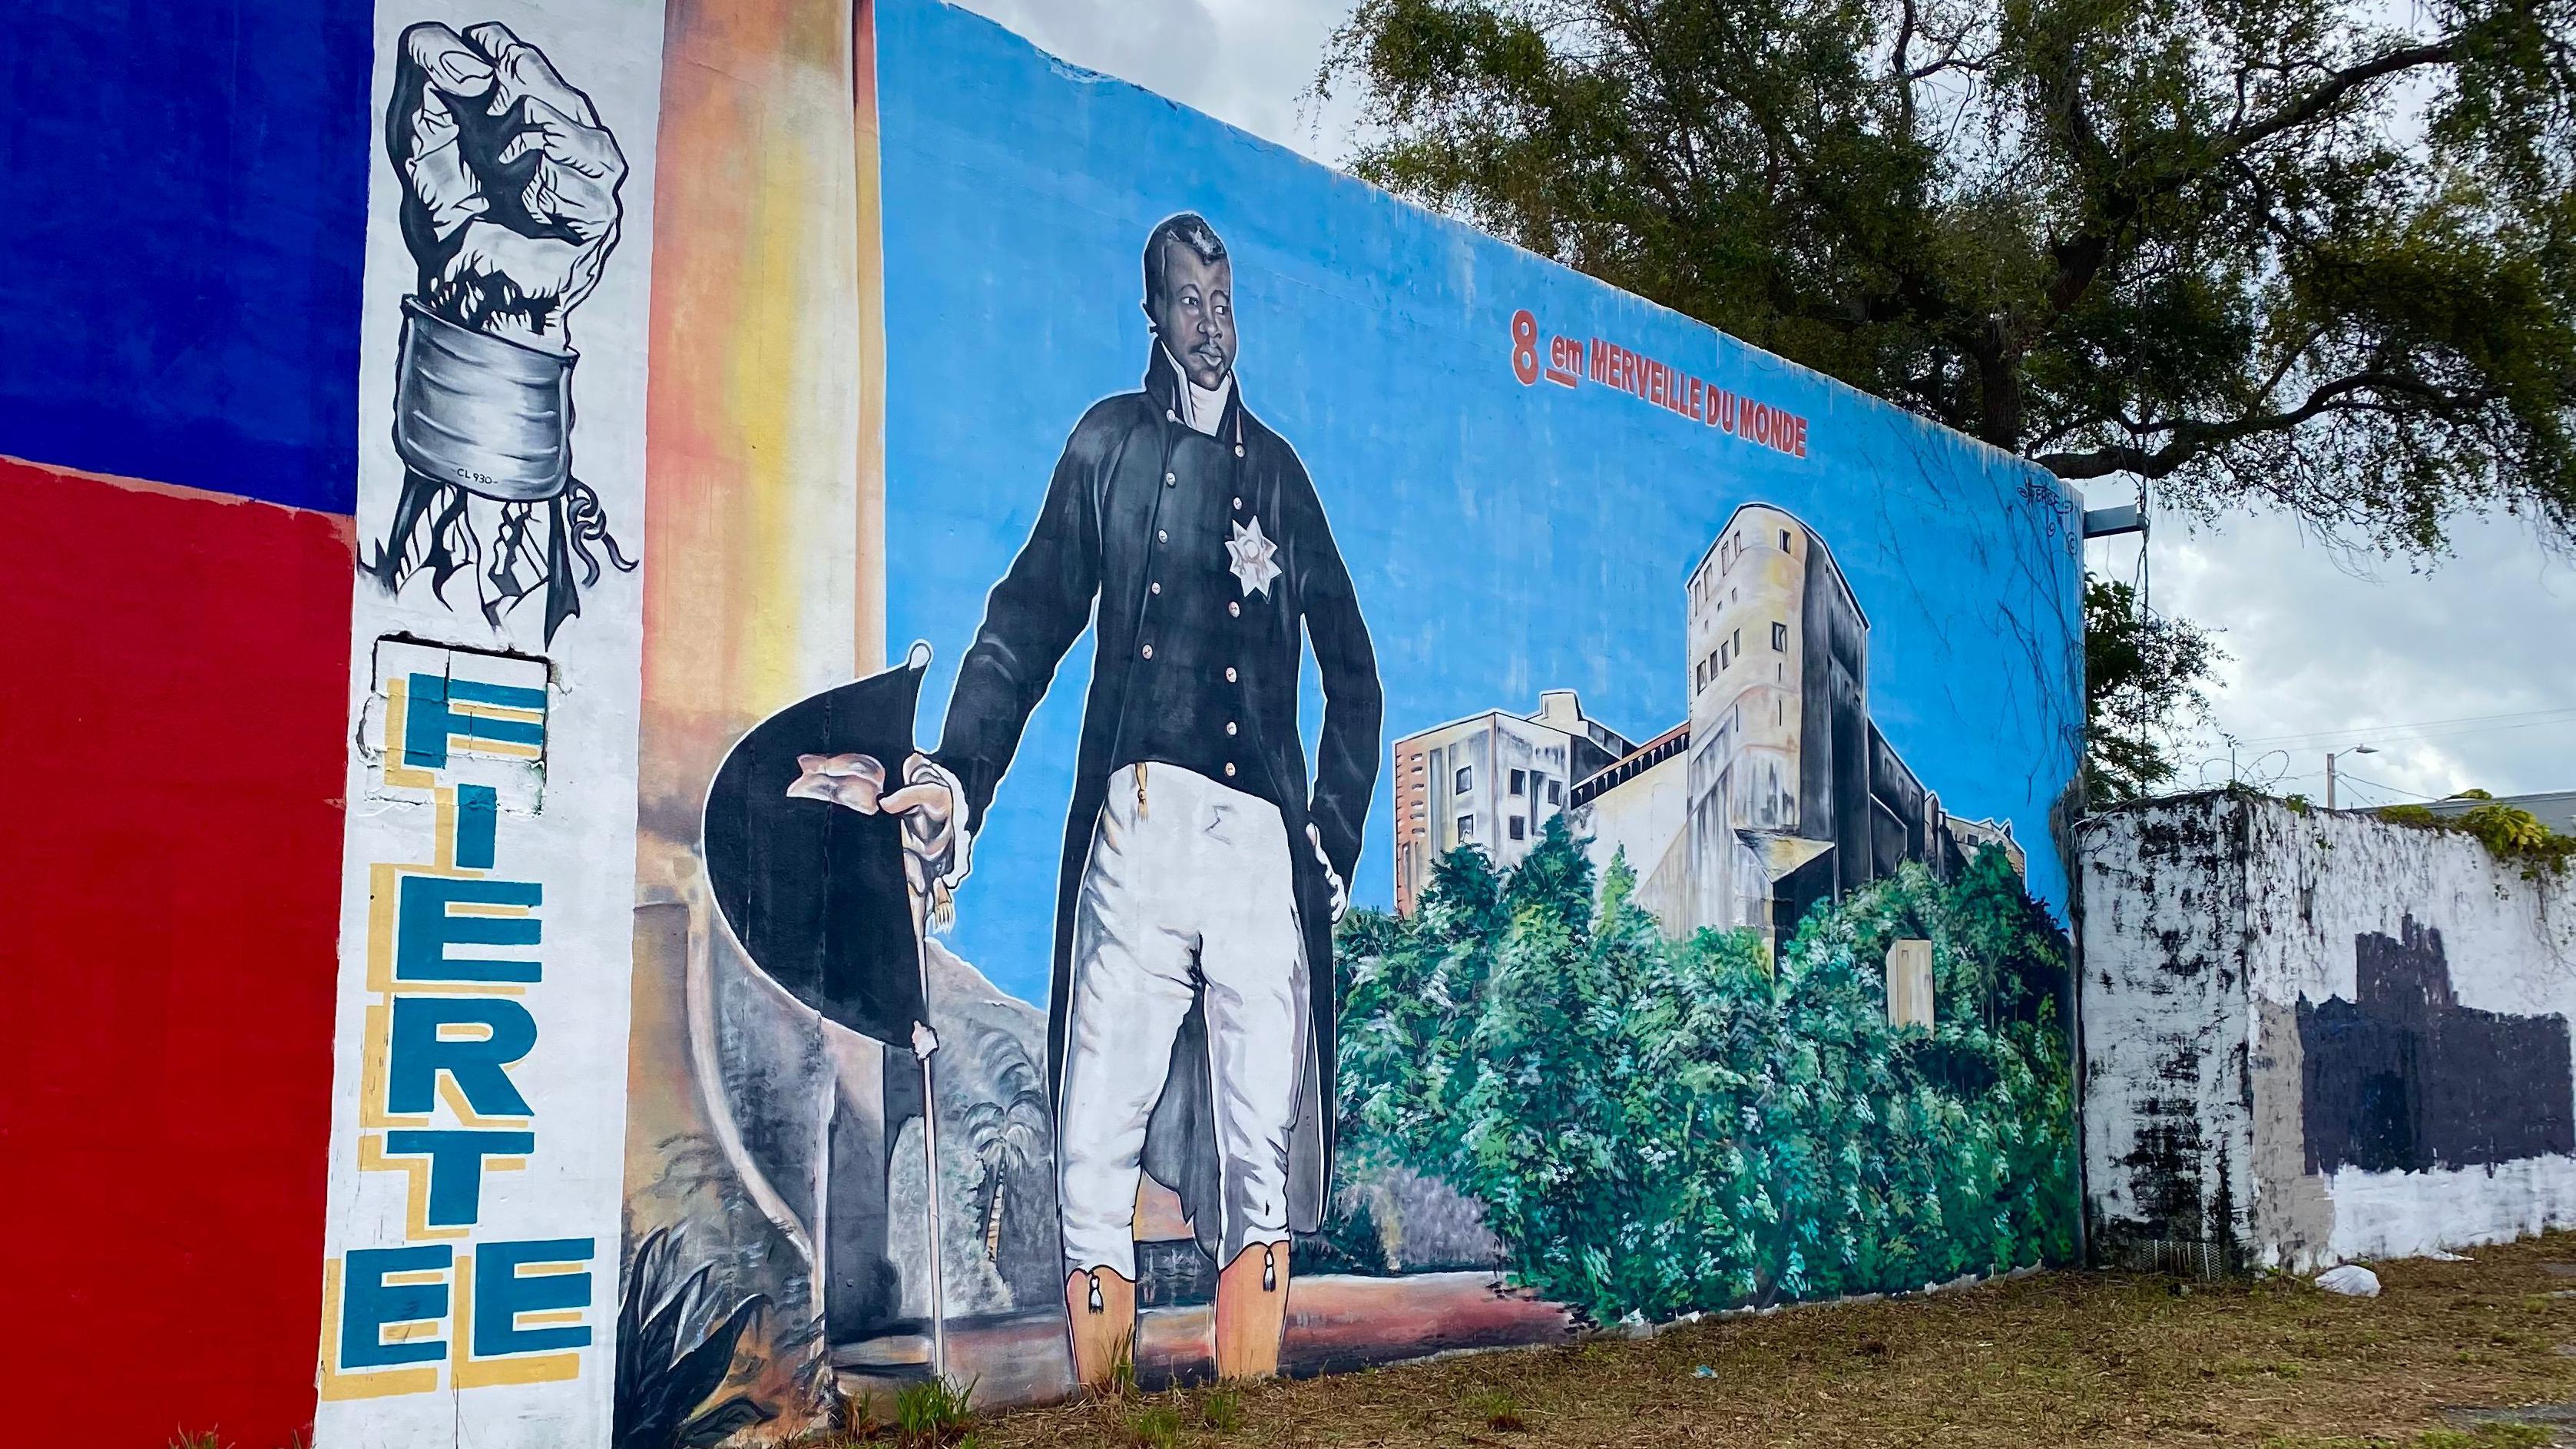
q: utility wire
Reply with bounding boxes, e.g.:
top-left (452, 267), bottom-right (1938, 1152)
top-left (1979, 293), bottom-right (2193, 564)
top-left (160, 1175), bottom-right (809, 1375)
top-left (2225, 705), bottom-right (2576, 748)
top-left (2334, 771), bottom-right (2444, 802)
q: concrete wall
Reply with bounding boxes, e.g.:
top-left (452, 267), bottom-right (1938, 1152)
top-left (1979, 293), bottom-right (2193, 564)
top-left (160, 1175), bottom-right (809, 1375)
top-left (2081, 792), bottom-right (2576, 1272)
top-left (3, 0), bottom-right (2084, 1442)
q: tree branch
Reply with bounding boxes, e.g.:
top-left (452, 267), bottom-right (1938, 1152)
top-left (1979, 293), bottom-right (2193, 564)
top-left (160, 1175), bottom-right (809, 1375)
top-left (2035, 370), bottom-right (2487, 479)
top-left (2035, 37), bottom-right (2454, 343)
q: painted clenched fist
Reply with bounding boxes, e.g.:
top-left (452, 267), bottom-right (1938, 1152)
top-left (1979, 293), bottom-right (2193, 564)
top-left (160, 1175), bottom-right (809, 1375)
top-left (390, 21), bottom-right (625, 351)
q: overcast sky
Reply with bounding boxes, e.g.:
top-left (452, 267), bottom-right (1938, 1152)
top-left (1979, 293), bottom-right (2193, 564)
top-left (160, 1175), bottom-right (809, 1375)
top-left (954, 0), bottom-right (2576, 810)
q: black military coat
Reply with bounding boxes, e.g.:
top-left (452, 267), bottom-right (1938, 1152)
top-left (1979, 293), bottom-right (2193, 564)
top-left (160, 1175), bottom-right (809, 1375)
top-left (931, 349), bottom-right (1382, 1247)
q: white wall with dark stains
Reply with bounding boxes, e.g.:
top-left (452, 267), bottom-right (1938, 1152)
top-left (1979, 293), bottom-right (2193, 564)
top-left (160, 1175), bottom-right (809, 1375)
top-left (2081, 793), bottom-right (2576, 1273)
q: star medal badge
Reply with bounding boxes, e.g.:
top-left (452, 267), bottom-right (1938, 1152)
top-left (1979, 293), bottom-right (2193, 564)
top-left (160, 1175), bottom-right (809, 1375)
top-left (1227, 515), bottom-right (1281, 597)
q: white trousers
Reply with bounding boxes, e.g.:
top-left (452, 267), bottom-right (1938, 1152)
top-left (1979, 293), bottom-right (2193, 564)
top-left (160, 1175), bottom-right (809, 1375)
top-left (1057, 762), bottom-right (1308, 1279)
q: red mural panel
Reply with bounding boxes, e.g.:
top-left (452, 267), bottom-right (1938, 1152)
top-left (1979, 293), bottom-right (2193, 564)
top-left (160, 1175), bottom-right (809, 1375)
top-left (0, 456), bottom-right (353, 1447)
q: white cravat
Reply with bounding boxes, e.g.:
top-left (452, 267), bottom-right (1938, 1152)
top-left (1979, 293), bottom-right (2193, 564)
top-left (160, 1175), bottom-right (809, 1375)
top-left (1163, 343), bottom-right (1234, 436)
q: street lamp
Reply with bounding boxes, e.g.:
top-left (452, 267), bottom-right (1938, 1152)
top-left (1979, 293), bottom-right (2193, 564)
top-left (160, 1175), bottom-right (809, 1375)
top-left (2325, 744), bottom-right (2378, 809)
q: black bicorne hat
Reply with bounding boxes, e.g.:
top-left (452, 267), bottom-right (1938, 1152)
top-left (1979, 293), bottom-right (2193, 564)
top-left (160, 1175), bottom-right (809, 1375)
top-left (702, 645), bottom-right (933, 1046)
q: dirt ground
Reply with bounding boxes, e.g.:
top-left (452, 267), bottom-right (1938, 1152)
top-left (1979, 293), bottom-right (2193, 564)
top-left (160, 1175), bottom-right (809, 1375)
top-left (952, 1232), bottom-right (2576, 1447)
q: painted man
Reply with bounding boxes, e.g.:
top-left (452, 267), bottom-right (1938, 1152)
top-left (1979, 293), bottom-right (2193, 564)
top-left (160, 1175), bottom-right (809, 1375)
top-left (813, 213), bottom-right (1380, 1383)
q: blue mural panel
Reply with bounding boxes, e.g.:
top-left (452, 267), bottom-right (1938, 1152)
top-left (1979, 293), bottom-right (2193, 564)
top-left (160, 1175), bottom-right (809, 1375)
top-left (875, 0), bottom-right (2082, 1006)
top-left (0, 2), bottom-right (369, 512)
top-left (790, 0), bottom-right (2098, 1398)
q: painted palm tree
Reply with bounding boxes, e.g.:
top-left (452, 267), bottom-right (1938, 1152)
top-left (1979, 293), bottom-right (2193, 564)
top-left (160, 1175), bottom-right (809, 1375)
top-left (957, 1023), bottom-right (1049, 1264)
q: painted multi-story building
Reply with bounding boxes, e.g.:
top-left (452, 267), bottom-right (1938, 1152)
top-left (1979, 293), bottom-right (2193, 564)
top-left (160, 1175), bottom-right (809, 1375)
top-left (1389, 690), bottom-right (1634, 916)
top-left (1397, 502), bottom-right (2024, 948)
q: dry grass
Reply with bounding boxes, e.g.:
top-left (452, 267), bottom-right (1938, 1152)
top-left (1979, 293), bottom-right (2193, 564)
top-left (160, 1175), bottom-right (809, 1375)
top-left (964, 1232), bottom-right (2576, 1447)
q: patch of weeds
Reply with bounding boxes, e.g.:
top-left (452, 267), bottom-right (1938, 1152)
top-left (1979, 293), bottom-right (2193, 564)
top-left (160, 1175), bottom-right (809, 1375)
top-left (1127, 1404), bottom-right (1183, 1448)
top-left (2376, 801), bottom-right (2576, 878)
top-left (1198, 1387), bottom-right (1243, 1433)
top-left (2264, 1426), bottom-right (2555, 1449)
top-left (1469, 1391), bottom-right (1526, 1432)
top-left (2419, 1425), bottom-right (2554, 1449)
top-left (169, 1434), bottom-right (227, 1449)
top-left (1092, 1332), bottom-right (1139, 1401)
top-left (891, 1375), bottom-right (978, 1447)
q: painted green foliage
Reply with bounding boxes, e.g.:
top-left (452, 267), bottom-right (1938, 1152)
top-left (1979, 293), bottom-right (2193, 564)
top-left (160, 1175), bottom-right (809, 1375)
top-left (1332, 817), bottom-right (2079, 1325)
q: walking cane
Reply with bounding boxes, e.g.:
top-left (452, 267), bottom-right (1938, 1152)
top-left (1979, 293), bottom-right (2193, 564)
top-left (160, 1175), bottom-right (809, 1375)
top-left (903, 641), bottom-right (951, 1387)
top-left (913, 971), bottom-right (949, 1382)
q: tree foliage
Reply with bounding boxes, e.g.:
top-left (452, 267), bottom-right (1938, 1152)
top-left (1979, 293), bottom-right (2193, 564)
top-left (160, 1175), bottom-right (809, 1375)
top-left (2378, 796), bottom-right (2576, 874)
top-left (1333, 818), bottom-right (2078, 1324)
top-left (2083, 572), bottom-right (2222, 801)
top-left (1323, 0), bottom-right (2576, 549)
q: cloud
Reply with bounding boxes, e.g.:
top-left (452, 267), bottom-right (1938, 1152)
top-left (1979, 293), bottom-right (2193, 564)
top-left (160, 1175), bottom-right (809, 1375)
top-left (954, 0), bottom-right (1223, 114)
top-left (2091, 509), bottom-right (2576, 809)
top-left (953, 0), bottom-right (1355, 154)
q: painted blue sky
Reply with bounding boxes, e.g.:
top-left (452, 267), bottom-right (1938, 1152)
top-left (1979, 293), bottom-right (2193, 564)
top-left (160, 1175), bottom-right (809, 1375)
top-left (877, 0), bottom-right (2081, 1004)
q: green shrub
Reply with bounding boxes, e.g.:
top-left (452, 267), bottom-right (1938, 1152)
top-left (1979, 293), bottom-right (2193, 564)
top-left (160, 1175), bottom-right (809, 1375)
top-left (1334, 818), bottom-right (2078, 1325)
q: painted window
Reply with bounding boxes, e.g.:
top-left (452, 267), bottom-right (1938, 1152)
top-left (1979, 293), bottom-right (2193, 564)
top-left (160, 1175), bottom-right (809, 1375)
top-left (1780, 528), bottom-right (1793, 552)
top-left (1509, 816), bottom-right (1526, 841)
top-left (1548, 778), bottom-right (1564, 805)
top-left (1457, 814), bottom-right (1476, 839)
top-left (1455, 764), bottom-right (1472, 794)
top-left (1772, 621), bottom-right (1787, 650)
top-left (1509, 768), bottom-right (1526, 796)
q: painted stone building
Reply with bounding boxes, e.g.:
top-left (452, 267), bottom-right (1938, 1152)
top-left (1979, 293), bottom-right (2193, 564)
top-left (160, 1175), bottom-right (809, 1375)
top-left (1399, 503), bottom-right (2026, 947)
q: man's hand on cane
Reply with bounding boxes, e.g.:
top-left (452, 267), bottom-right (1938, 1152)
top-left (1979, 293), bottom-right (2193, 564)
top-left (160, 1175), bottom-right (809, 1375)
top-left (787, 751), bottom-right (956, 852)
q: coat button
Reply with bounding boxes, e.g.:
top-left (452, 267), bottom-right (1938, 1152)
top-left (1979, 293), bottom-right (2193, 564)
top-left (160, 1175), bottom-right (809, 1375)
top-left (1167, 409), bottom-right (1179, 422)
top-left (1141, 644), bottom-right (1154, 660)
top-left (1232, 496), bottom-right (1243, 510)
top-left (1228, 601), bottom-right (1240, 618)
top-left (1224, 762), bottom-right (1237, 778)
top-left (1156, 529), bottom-right (1167, 544)
top-left (1224, 667), bottom-right (1237, 683)
top-left (1226, 721), bottom-right (1238, 736)
top-left (1164, 472), bottom-right (1176, 486)
top-left (1234, 444), bottom-right (1245, 458)
top-left (1151, 581), bottom-right (1161, 595)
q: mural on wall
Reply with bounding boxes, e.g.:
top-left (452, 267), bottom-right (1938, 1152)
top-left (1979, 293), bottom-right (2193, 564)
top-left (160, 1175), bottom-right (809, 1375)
top-left (316, 4), bottom-right (661, 1446)
top-left (363, 18), bottom-right (635, 642)
top-left (605, 0), bottom-right (2083, 1434)
top-left (758, 211), bottom-right (1386, 1393)
top-left (611, 0), bottom-right (906, 1441)
top-left (2300, 915), bottom-right (2576, 1175)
